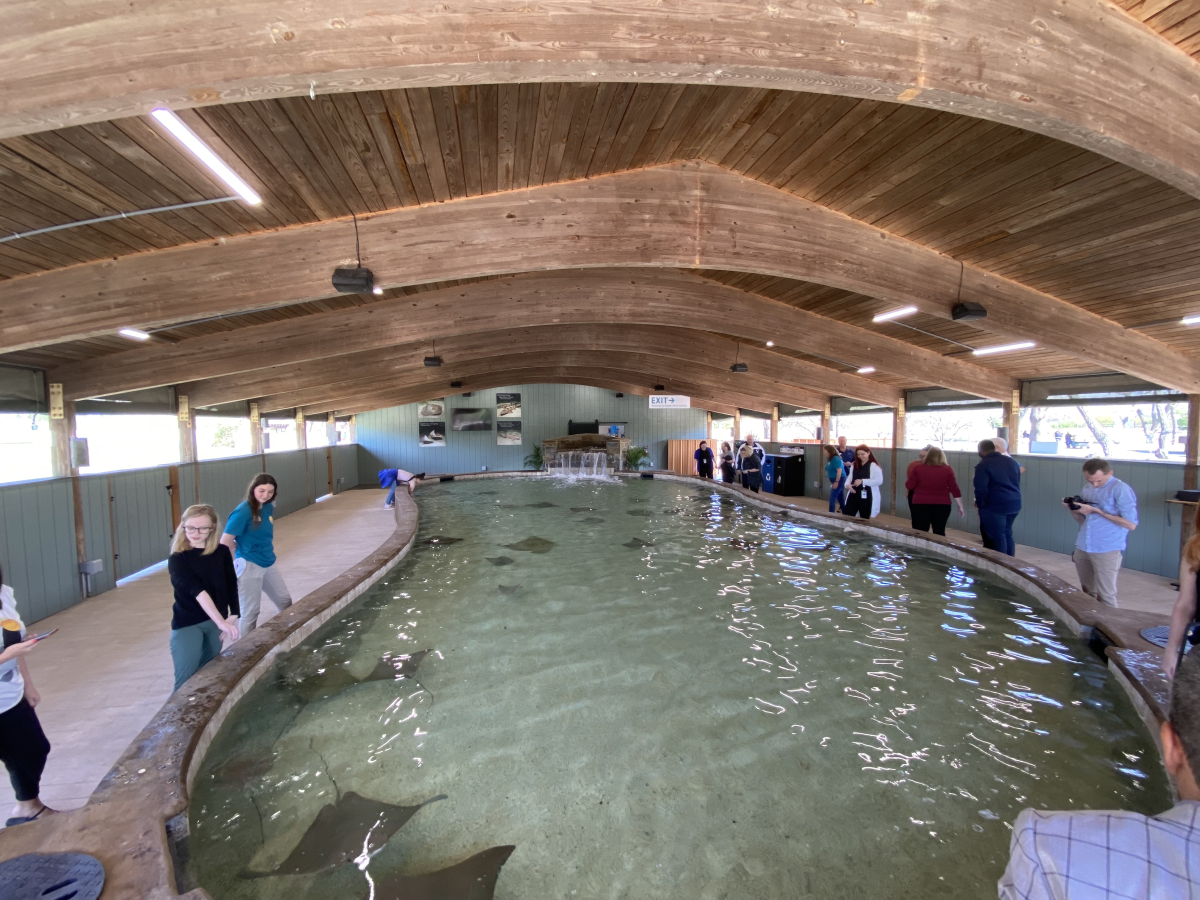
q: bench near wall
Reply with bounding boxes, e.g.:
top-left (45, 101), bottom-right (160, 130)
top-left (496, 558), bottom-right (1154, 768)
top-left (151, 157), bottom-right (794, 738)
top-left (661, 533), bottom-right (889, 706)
top-left (0, 445), bottom-right (361, 625)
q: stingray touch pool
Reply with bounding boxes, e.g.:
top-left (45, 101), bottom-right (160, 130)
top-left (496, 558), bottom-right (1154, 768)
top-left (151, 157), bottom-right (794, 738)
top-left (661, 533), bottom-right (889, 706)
top-left (186, 477), bottom-right (1169, 900)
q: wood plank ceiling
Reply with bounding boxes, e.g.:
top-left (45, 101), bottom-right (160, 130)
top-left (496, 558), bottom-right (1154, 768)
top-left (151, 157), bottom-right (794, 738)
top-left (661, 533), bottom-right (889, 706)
top-left (1, 80), bottom-right (1199, 402)
top-left (1114, 0), bottom-right (1200, 58)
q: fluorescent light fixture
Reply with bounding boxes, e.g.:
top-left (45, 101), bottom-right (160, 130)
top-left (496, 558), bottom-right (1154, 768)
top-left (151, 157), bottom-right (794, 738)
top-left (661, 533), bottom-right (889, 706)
top-left (857, 366), bottom-right (876, 374)
top-left (1182, 314), bottom-right (1200, 325)
top-left (150, 108), bottom-right (262, 205)
top-left (765, 340), bottom-right (774, 347)
top-left (973, 341), bottom-right (1036, 356)
top-left (118, 328), bottom-right (151, 341)
top-left (872, 305), bottom-right (918, 323)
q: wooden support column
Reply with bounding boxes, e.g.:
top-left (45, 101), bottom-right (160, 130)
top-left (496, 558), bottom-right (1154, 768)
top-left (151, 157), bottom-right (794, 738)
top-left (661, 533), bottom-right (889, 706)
top-left (733, 409), bottom-right (742, 441)
top-left (770, 404), bottom-right (779, 442)
top-left (1008, 390), bottom-right (1021, 452)
top-left (349, 414), bottom-right (357, 444)
top-left (891, 400), bottom-right (905, 516)
top-left (706, 411), bottom-right (712, 441)
top-left (821, 401), bottom-right (832, 445)
top-left (326, 412), bottom-right (337, 446)
top-left (177, 393), bottom-right (197, 463)
top-left (48, 388), bottom-right (88, 599)
top-left (1186, 395), bottom-right (1200, 491)
top-left (295, 409), bottom-right (307, 450)
top-left (249, 401), bottom-right (263, 454)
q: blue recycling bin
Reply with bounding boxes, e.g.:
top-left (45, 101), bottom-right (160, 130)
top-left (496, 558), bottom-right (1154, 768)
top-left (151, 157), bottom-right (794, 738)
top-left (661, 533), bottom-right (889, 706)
top-left (761, 455), bottom-right (777, 492)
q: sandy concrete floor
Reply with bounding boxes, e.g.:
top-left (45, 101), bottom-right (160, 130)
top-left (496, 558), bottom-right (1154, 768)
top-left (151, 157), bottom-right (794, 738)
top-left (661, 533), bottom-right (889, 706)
top-left (1, 489), bottom-right (398, 820)
top-left (782, 494), bottom-right (1180, 615)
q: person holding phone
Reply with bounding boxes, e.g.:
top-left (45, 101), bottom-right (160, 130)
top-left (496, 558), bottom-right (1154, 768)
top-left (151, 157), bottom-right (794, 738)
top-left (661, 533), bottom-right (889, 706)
top-left (221, 474), bottom-right (292, 637)
top-left (169, 504), bottom-right (240, 692)
top-left (0, 562), bottom-right (55, 828)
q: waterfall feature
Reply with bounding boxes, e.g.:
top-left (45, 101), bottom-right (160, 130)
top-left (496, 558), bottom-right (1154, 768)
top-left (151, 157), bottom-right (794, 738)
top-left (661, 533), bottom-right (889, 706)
top-left (550, 450), bottom-right (611, 479)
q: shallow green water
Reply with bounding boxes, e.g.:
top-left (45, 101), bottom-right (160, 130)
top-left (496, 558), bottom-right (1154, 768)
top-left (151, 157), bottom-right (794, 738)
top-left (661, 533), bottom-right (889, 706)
top-left (188, 478), bottom-right (1169, 900)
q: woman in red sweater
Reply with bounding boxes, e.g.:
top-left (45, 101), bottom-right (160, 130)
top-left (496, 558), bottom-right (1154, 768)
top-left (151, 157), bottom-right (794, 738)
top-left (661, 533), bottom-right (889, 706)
top-left (905, 446), bottom-right (965, 536)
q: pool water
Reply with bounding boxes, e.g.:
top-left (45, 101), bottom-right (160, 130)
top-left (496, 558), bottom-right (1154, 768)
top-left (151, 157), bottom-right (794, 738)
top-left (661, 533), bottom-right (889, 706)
top-left (187, 478), bottom-right (1169, 900)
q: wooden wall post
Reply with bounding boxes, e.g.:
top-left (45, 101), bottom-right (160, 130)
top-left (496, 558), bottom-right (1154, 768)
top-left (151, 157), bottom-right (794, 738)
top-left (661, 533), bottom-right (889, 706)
top-left (706, 411), bottom-right (712, 441)
top-left (891, 400), bottom-right (905, 515)
top-left (249, 401), bottom-right (263, 454)
top-left (48, 389), bottom-right (88, 599)
top-left (295, 408), bottom-right (307, 450)
top-left (177, 393), bottom-right (197, 463)
top-left (1187, 395), bottom-right (1200, 490)
top-left (770, 404), bottom-right (779, 442)
top-left (733, 409), bottom-right (742, 441)
top-left (822, 401), bottom-right (832, 445)
top-left (1008, 389), bottom-right (1021, 452)
top-left (349, 414), bottom-right (357, 444)
top-left (326, 411), bottom-right (337, 446)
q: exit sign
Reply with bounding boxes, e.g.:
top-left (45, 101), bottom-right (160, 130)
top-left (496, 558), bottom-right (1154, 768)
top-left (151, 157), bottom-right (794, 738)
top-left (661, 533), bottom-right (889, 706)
top-left (649, 395), bottom-right (690, 409)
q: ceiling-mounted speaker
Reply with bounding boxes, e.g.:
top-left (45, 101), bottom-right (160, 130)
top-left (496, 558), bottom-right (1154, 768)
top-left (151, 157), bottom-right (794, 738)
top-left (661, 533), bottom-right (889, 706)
top-left (423, 356), bottom-right (442, 367)
top-left (654, 384), bottom-right (665, 391)
top-left (449, 381), bottom-right (463, 388)
top-left (730, 362), bottom-right (749, 373)
top-left (331, 267), bottom-right (374, 293)
top-left (615, 392), bottom-right (624, 398)
top-left (952, 301), bottom-right (988, 321)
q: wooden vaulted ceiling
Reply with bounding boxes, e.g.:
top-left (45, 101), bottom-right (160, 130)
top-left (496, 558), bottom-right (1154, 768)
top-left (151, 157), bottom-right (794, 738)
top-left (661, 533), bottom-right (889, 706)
top-left (1, 0), bottom-right (1200, 417)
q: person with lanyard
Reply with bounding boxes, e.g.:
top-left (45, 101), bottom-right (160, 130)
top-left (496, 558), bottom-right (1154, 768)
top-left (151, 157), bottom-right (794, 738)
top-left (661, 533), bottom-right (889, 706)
top-left (0, 562), bottom-right (54, 828)
top-left (221, 474), bottom-right (292, 637)
top-left (842, 444), bottom-right (884, 519)
top-left (168, 504), bottom-right (240, 691)
top-left (1164, 502), bottom-right (1200, 679)
top-left (1064, 458), bottom-right (1137, 609)
top-left (736, 434), bottom-right (765, 493)
top-left (822, 445), bottom-right (845, 514)
top-left (379, 467), bottom-right (424, 509)
top-left (693, 441), bottom-right (715, 479)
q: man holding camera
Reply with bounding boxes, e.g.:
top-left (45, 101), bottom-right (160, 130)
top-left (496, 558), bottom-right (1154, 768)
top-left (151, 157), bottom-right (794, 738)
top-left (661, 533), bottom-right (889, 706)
top-left (1064, 458), bottom-right (1138, 608)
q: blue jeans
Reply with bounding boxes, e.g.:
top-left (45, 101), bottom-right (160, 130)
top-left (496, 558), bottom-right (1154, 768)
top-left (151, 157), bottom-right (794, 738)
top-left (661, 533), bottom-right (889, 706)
top-left (978, 509), bottom-right (1018, 556)
top-left (385, 483), bottom-right (397, 506)
top-left (170, 619), bottom-right (223, 692)
top-left (828, 478), bottom-right (844, 513)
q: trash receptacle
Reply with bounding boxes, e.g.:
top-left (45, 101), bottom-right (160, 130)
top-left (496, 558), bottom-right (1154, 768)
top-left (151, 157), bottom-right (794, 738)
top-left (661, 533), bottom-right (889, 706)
top-left (772, 450), bottom-right (806, 496)
top-left (761, 455), bottom-right (777, 492)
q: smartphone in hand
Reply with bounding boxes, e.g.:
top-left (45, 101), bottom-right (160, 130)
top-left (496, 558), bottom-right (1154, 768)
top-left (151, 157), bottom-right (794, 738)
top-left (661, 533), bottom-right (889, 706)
top-left (31, 629), bottom-right (58, 641)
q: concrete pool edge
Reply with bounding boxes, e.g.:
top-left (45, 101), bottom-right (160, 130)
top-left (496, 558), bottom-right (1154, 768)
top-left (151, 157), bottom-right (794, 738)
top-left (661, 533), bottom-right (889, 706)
top-left (0, 491), bottom-right (419, 900)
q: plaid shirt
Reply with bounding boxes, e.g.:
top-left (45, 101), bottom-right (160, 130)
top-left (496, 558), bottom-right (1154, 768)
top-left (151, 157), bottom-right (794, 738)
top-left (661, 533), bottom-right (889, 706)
top-left (999, 802), bottom-right (1200, 899)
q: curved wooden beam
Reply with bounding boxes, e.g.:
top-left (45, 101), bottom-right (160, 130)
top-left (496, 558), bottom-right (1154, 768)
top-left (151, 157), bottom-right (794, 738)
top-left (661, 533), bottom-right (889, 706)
top-left (17, 164), bottom-right (1194, 392)
top-left (57, 269), bottom-right (1006, 401)
top-left (258, 349), bottom-right (818, 416)
top-left (180, 323), bottom-right (899, 409)
top-left (2, 2), bottom-right (1199, 200)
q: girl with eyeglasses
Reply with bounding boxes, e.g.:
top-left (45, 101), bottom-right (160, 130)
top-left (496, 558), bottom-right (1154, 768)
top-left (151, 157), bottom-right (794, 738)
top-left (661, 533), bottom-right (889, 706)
top-left (167, 504), bottom-right (240, 692)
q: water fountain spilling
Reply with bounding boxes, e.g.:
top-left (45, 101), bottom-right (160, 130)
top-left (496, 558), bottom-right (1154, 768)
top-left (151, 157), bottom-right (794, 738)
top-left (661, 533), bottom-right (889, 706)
top-left (551, 450), bottom-right (611, 478)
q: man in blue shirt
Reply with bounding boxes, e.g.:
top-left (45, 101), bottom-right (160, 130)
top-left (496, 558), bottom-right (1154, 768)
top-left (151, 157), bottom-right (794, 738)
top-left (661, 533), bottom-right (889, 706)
top-left (973, 439), bottom-right (1022, 556)
top-left (1065, 458), bottom-right (1138, 607)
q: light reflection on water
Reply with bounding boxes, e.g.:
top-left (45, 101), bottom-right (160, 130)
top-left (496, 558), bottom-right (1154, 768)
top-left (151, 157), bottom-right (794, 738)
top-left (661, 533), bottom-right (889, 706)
top-left (188, 479), bottom-right (1169, 900)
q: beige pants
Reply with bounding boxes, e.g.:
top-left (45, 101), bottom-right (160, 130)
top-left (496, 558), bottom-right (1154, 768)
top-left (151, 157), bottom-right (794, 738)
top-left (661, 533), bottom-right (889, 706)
top-left (1072, 548), bottom-right (1123, 607)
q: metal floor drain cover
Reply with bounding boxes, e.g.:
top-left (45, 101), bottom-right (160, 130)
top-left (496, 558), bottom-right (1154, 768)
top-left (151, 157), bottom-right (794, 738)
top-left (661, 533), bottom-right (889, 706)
top-left (0, 852), bottom-right (105, 900)
top-left (1141, 625), bottom-right (1171, 648)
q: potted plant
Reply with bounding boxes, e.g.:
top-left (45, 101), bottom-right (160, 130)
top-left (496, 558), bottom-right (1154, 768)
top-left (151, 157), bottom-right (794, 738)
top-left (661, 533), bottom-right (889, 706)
top-left (523, 446), bottom-right (544, 471)
top-left (623, 446), bottom-right (650, 471)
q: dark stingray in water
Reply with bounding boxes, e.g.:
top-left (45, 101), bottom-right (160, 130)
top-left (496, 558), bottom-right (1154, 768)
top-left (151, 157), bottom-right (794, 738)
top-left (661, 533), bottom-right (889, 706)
top-left (498, 584), bottom-right (521, 595)
top-left (581, 517), bottom-right (605, 525)
top-left (422, 535), bottom-right (462, 547)
top-left (729, 537), bottom-right (763, 551)
top-left (369, 845), bottom-right (516, 900)
top-left (213, 753), bottom-right (275, 786)
top-left (570, 507), bottom-right (596, 513)
top-left (623, 538), bottom-right (655, 549)
top-left (486, 556), bottom-right (514, 566)
top-left (626, 509), bottom-right (654, 517)
top-left (504, 536), bottom-right (555, 553)
top-left (245, 792), bottom-right (446, 876)
top-left (526, 501), bottom-right (557, 508)
top-left (290, 651), bottom-right (430, 703)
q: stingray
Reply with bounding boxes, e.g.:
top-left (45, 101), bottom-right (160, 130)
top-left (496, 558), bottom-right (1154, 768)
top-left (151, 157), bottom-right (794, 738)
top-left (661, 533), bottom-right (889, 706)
top-left (370, 845), bottom-right (516, 900)
top-left (570, 507), bottom-right (596, 513)
top-left (729, 537), bottom-right (763, 551)
top-left (421, 535), bottom-right (462, 547)
top-left (212, 753), bottom-right (276, 786)
top-left (623, 538), bottom-right (655, 549)
top-left (486, 556), bottom-right (514, 566)
top-left (504, 536), bottom-right (555, 553)
top-left (662, 507), bottom-right (687, 515)
top-left (581, 517), bottom-right (605, 525)
top-left (626, 509), bottom-right (654, 517)
top-left (290, 651), bottom-right (430, 703)
top-left (244, 792), bottom-right (447, 877)
top-left (526, 501), bottom-right (557, 508)
top-left (498, 584), bottom-right (522, 595)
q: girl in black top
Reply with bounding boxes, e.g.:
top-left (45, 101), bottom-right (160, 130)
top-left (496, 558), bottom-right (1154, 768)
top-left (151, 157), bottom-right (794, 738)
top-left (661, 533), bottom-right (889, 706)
top-left (168, 504), bottom-right (240, 692)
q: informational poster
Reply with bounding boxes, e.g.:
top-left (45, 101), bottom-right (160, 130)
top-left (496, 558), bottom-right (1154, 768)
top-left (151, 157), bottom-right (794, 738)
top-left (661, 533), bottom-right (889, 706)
top-left (418, 421), bottom-right (446, 447)
top-left (497, 420), bottom-right (522, 445)
top-left (418, 400), bottom-right (445, 419)
top-left (496, 392), bottom-right (522, 418)
top-left (649, 394), bottom-right (690, 409)
top-left (451, 408), bottom-right (492, 431)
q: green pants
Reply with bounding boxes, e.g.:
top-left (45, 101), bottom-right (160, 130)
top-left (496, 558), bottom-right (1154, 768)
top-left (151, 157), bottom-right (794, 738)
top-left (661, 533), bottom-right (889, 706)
top-left (170, 619), bottom-right (223, 692)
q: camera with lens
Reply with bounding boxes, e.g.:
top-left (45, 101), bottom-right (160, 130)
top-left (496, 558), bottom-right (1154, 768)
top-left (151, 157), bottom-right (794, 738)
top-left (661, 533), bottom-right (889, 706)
top-left (1062, 495), bottom-right (1091, 511)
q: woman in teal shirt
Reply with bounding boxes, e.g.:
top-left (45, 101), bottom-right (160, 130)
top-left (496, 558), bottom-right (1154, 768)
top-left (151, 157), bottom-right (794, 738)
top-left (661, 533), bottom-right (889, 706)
top-left (220, 474), bottom-right (292, 637)
top-left (823, 445), bottom-right (845, 513)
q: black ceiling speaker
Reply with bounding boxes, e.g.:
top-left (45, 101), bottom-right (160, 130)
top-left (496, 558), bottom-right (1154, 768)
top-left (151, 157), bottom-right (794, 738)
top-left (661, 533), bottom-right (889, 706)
top-left (462, 392), bottom-right (472, 397)
top-left (730, 362), bottom-right (749, 373)
top-left (654, 384), bottom-right (665, 391)
top-left (332, 266), bottom-right (374, 293)
top-left (952, 301), bottom-right (988, 321)
top-left (615, 392), bottom-right (624, 398)
top-left (449, 381), bottom-right (463, 388)
top-left (423, 356), bottom-right (442, 367)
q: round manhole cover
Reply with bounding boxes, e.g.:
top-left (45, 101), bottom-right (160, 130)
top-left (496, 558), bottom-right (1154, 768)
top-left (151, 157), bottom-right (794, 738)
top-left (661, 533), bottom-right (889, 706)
top-left (0, 852), bottom-right (105, 900)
